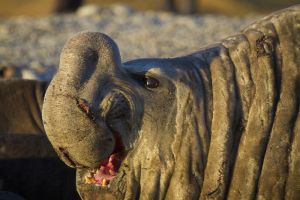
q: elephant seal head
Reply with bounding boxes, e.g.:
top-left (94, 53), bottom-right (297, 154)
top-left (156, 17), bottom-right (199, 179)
top-left (43, 32), bottom-right (210, 199)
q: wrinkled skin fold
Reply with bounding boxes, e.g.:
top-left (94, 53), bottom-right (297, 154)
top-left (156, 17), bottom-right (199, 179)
top-left (42, 5), bottom-right (300, 200)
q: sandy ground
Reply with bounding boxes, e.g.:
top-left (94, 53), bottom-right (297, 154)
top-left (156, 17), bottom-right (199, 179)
top-left (0, 4), bottom-right (258, 80)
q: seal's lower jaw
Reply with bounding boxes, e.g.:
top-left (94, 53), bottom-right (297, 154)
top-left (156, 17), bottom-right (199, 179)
top-left (76, 130), bottom-right (125, 200)
top-left (76, 167), bottom-right (119, 200)
top-left (84, 130), bottom-right (124, 187)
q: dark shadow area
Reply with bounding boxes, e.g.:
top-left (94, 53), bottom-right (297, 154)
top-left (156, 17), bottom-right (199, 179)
top-left (0, 133), bottom-right (79, 200)
top-left (238, 0), bottom-right (300, 11)
top-left (0, 158), bottom-right (79, 200)
top-left (162, 0), bottom-right (198, 14)
top-left (53, 0), bottom-right (84, 13)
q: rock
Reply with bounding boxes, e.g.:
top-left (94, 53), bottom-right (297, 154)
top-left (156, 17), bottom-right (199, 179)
top-left (76, 4), bottom-right (103, 17)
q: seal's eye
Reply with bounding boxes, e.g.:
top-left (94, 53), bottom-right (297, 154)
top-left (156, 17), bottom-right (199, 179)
top-left (144, 76), bottom-right (159, 89)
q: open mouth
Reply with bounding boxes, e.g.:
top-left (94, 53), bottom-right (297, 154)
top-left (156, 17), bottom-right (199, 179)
top-left (83, 91), bottom-right (131, 187)
top-left (84, 131), bottom-right (124, 187)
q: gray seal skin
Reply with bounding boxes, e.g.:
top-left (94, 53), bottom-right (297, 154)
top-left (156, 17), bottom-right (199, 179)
top-left (42, 5), bottom-right (300, 200)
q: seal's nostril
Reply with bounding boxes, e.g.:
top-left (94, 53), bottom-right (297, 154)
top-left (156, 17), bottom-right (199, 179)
top-left (58, 147), bottom-right (76, 167)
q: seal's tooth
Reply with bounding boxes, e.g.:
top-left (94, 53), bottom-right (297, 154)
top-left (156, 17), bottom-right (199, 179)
top-left (85, 175), bottom-right (96, 184)
top-left (102, 179), bottom-right (108, 186)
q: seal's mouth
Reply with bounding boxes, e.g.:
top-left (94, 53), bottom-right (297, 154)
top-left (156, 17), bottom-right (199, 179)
top-left (83, 91), bottom-right (131, 187)
top-left (84, 131), bottom-right (124, 187)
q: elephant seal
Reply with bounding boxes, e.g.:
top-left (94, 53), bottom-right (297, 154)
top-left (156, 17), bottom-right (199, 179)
top-left (0, 66), bottom-right (20, 79)
top-left (0, 80), bottom-right (79, 200)
top-left (42, 5), bottom-right (300, 200)
top-left (0, 79), bottom-right (46, 134)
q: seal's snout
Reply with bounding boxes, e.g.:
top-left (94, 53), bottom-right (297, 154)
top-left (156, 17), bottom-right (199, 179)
top-left (59, 32), bottom-right (123, 76)
top-left (43, 92), bottom-right (116, 168)
top-left (42, 32), bottom-right (123, 168)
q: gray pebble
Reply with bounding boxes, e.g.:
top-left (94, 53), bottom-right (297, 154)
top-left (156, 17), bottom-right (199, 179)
top-left (0, 4), bottom-right (257, 81)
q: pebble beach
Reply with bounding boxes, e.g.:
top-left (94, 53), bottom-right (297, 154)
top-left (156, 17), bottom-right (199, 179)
top-left (0, 4), bottom-right (258, 80)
